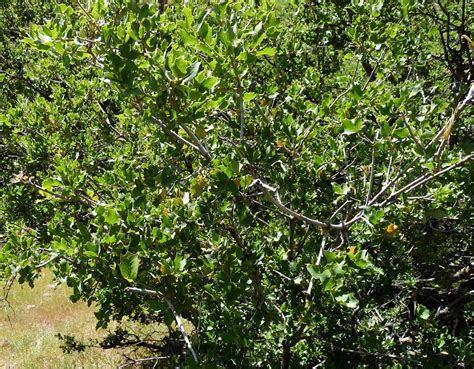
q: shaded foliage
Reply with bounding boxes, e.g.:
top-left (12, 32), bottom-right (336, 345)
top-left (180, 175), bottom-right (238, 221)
top-left (1, 0), bottom-right (473, 367)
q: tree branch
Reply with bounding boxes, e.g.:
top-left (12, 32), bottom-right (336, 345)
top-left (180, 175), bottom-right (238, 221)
top-left (380, 153), bottom-right (473, 207)
top-left (153, 118), bottom-right (203, 156)
top-left (428, 82), bottom-right (474, 150)
top-left (179, 121), bottom-right (212, 160)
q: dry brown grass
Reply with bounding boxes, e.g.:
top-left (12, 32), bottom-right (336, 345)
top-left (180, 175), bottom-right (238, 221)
top-left (0, 271), bottom-right (168, 369)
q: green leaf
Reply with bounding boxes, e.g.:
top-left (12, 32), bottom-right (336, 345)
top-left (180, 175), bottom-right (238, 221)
top-left (84, 242), bottom-right (98, 258)
top-left (256, 47), bottom-right (276, 57)
top-left (333, 183), bottom-right (350, 195)
top-left (350, 83), bottom-right (363, 100)
top-left (190, 180), bottom-right (203, 196)
top-left (104, 208), bottom-right (120, 225)
top-left (197, 20), bottom-right (210, 39)
top-left (57, 4), bottom-right (74, 17)
top-left (394, 127), bottom-right (410, 139)
top-left (183, 61), bottom-right (201, 83)
top-left (324, 251), bottom-right (338, 262)
top-left (381, 121), bottom-right (391, 137)
top-left (202, 76), bottom-right (219, 90)
top-left (335, 293), bottom-right (359, 308)
top-left (52, 238), bottom-right (68, 251)
top-left (120, 253), bottom-right (140, 282)
top-left (84, 250), bottom-right (98, 258)
top-left (179, 29), bottom-right (199, 46)
top-left (183, 7), bottom-right (194, 27)
top-left (42, 178), bottom-right (62, 191)
top-left (174, 256), bottom-right (187, 272)
top-left (415, 303), bottom-right (431, 321)
top-left (218, 30), bottom-right (231, 47)
top-left (307, 265), bottom-right (331, 283)
top-left (243, 92), bottom-right (257, 102)
top-left (342, 118), bottom-right (363, 134)
top-left (368, 209), bottom-right (385, 225)
top-left (353, 252), bottom-right (369, 269)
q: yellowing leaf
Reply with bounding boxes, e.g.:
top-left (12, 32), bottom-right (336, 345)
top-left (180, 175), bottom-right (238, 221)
top-left (195, 125), bottom-right (207, 139)
top-left (348, 246), bottom-right (356, 255)
top-left (386, 223), bottom-right (398, 235)
top-left (196, 175), bottom-right (206, 187)
top-left (462, 34), bottom-right (474, 49)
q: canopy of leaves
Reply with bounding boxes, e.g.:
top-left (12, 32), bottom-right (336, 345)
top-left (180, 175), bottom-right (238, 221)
top-left (1, 0), bottom-right (472, 367)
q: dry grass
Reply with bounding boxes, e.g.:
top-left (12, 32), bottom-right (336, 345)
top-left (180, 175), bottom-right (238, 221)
top-left (0, 271), bottom-right (169, 369)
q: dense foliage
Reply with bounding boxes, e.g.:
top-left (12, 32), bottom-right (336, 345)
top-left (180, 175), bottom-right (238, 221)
top-left (1, 0), bottom-right (472, 367)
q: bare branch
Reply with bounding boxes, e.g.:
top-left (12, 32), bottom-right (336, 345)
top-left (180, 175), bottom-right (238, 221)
top-left (316, 235), bottom-right (327, 265)
top-left (367, 156), bottom-right (416, 207)
top-left (125, 286), bottom-right (199, 365)
top-left (24, 177), bottom-right (98, 206)
top-left (97, 102), bottom-right (128, 140)
top-left (179, 121), bottom-right (212, 160)
top-left (329, 200), bottom-right (351, 221)
top-left (35, 254), bottom-right (60, 269)
top-left (250, 179), bottom-right (344, 230)
top-left (253, 99), bottom-right (272, 127)
top-left (306, 236), bottom-right (327, 297)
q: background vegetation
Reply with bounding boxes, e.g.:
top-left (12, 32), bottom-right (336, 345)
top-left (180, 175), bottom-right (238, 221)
top-left (1, 0), bottom-right (472, 367)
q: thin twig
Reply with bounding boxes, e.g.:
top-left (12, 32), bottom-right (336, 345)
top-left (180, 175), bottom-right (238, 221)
top-left (401, 112), bottom-right (425, 151)
top-left (380, 154), bottom-right (473, 206)
top-left (384, 150), bottom-right (394, 186)
top-left (329, 200), bottom-right (351, 221)
top-left (118, 356), bottom-right (170, 369)
top-left (35, 254), bottom-right (60, 269)
top-left (25, 178), bottom-right (98, 206)
top-left (332, 345), bottom-right (422, 365)
top-left (362, 52), bottom-right (385, 91)
top-left (365, 130), bottom-right (379, 206)
top-left (316, 235), bottom-right (327, 266)
top-left (239, 84), bottom-right (245, 140)
top-left (230, 57), bottom-right (245, 140)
